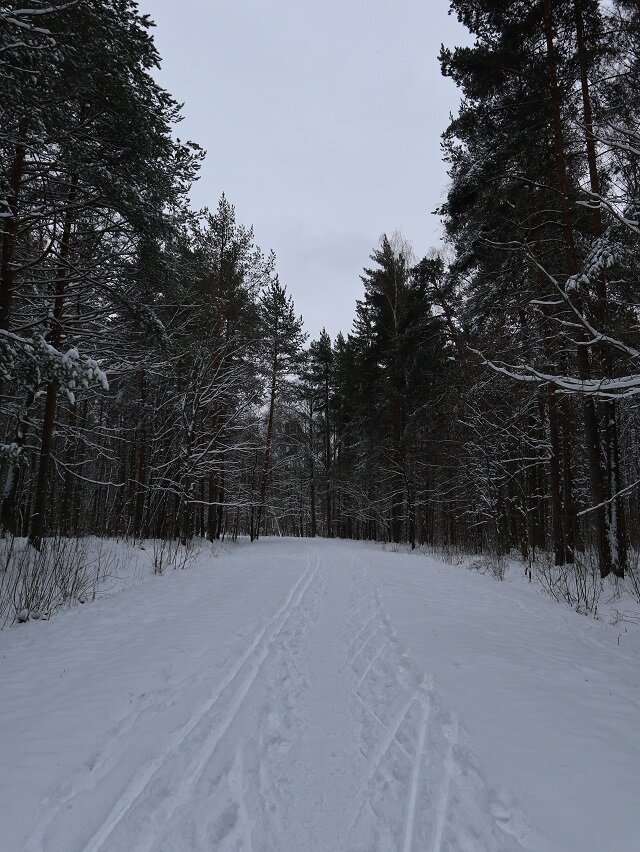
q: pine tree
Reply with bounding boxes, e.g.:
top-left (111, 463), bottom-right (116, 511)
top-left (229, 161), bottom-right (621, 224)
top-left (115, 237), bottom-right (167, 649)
top-left (308, 330), bottom-right (334, 536)
top-left (253, 278), bottom-right (306, 539)
top-left (0, 1), bottom-right (201, 543)
top-left (440, 0), bottom-right (632, 576)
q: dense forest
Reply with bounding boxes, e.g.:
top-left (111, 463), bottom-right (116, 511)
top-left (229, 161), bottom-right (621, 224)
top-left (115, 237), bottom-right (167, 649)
top-left (2, 0), bottom-right (640, 618)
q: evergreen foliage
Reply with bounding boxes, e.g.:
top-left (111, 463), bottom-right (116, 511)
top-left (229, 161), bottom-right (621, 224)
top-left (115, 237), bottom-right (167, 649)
top-left (2, 0), bottom-right (640, 603)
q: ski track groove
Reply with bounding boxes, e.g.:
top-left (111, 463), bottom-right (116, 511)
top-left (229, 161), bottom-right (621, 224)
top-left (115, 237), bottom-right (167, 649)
top-left (229, 748), bottom-right (254, 852)
top-left (354, 689), bottom-right (422, 800)
top-left (347, 565), bottom-right (433, 847)
top-left (31, 560), bottom-right (316, 852)
top-left (402, 700), bottom-right (430, 852)
top-left (22, 546), bottom-right (531, 852)
top-left (347, 617), bottom-right (380, 663)
top-left (88, 561), bottom-right (318, 852)
top-left (347, 562), bottom-right (460, 852)
top-left (355, 639), bottom-right (388, 690)
top-left (430, 718), bottom-right (458, 852)
top-left (353, 691), bottom-right (387, 734)
top-left (130, 561), bottom-right (318, 852)
top-left (24, 645), bottom-right (230, 851)
top-left (348, 564), bottom-right (525, 852)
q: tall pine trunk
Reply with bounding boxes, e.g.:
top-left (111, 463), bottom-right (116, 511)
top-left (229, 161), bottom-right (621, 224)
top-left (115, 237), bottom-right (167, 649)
top-left (573, 0), bottom-right (627, 575)
top-left (308, 398), bottom-right (317, 537)
top-left (29, 192), bottom-right (76, 548)
top-left (1, 390), bottom-right (34, 534)
top-left (256, 350), bottom-right (278, 539)
top-left (324, 365), bottom-right (332, 537)
top-left (0, 138), bottom-right (26, 331)
top-left (542, 0), bottom-right (612, 578)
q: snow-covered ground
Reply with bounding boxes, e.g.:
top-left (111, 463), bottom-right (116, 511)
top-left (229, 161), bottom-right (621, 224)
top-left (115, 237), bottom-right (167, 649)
top-left (1, 539), bottom-right (638, 851)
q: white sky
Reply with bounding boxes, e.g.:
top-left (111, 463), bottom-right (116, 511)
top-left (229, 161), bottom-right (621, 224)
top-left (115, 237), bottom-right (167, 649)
top-left (139, 0), bottom-right (470, 339)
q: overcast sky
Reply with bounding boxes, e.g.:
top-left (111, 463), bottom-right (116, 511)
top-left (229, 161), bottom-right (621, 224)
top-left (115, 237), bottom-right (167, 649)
top-left (138, 1), bottom-right (471, 339)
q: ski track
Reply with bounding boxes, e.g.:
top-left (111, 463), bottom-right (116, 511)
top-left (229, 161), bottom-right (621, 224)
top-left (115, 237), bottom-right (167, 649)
top-left (23, 544), bottom-right (534, 851)
top-left (346, 563), bottom-right (526, 852)
top-left (91, 558), bottom-right (320, 852)
top-left (28, 557), bottom-right (320, 852)
top-left (402, 697), bottom-right (429, 852)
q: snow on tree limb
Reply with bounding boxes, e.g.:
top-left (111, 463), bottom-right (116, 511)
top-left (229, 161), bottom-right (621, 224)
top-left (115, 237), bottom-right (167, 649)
top-left (0, 329), bottom-right (108, 402)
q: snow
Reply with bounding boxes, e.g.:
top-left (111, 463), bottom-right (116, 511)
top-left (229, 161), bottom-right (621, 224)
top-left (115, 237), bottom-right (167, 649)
top-left (0, 538), bottom-right (638, 851)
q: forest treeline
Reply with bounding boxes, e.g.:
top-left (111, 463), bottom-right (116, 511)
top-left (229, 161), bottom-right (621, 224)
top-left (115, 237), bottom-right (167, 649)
top-left (2, 1), bottom-right (640, 591)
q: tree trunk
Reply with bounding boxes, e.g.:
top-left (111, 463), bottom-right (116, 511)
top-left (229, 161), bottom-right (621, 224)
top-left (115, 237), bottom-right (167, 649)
top-left (529, 185), bottom-right (570, 564)
top-left (308, 399), bottom-right (317, 537)
top-left (133, 371), bottom-right (147, 539)
top-left (256, 359), bottom-right (277, 539)
top-left (324, 365), bottom-right (332, 537)
top-left (60, 402), bottom-right (77, 535)
top-left (29, 192), bottom-right (76, 548)
top-left (0, 139), bottom-right (26, 331)
top-left (390, 384), bottom-right (403, 545)
top-left (0, 390), bottom-right (34, 534)
top-left (215, 464), bottom-right (225, 539)
top-left (574, 0), bottom-right (627, 576)
top-left (546, 382), bottom-right (567, 564)
top-left (542, 0), bottom-right (612, 577)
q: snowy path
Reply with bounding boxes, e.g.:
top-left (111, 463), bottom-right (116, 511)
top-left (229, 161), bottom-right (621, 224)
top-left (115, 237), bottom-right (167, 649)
top-left (1, 539), bottom-right (639, 851)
